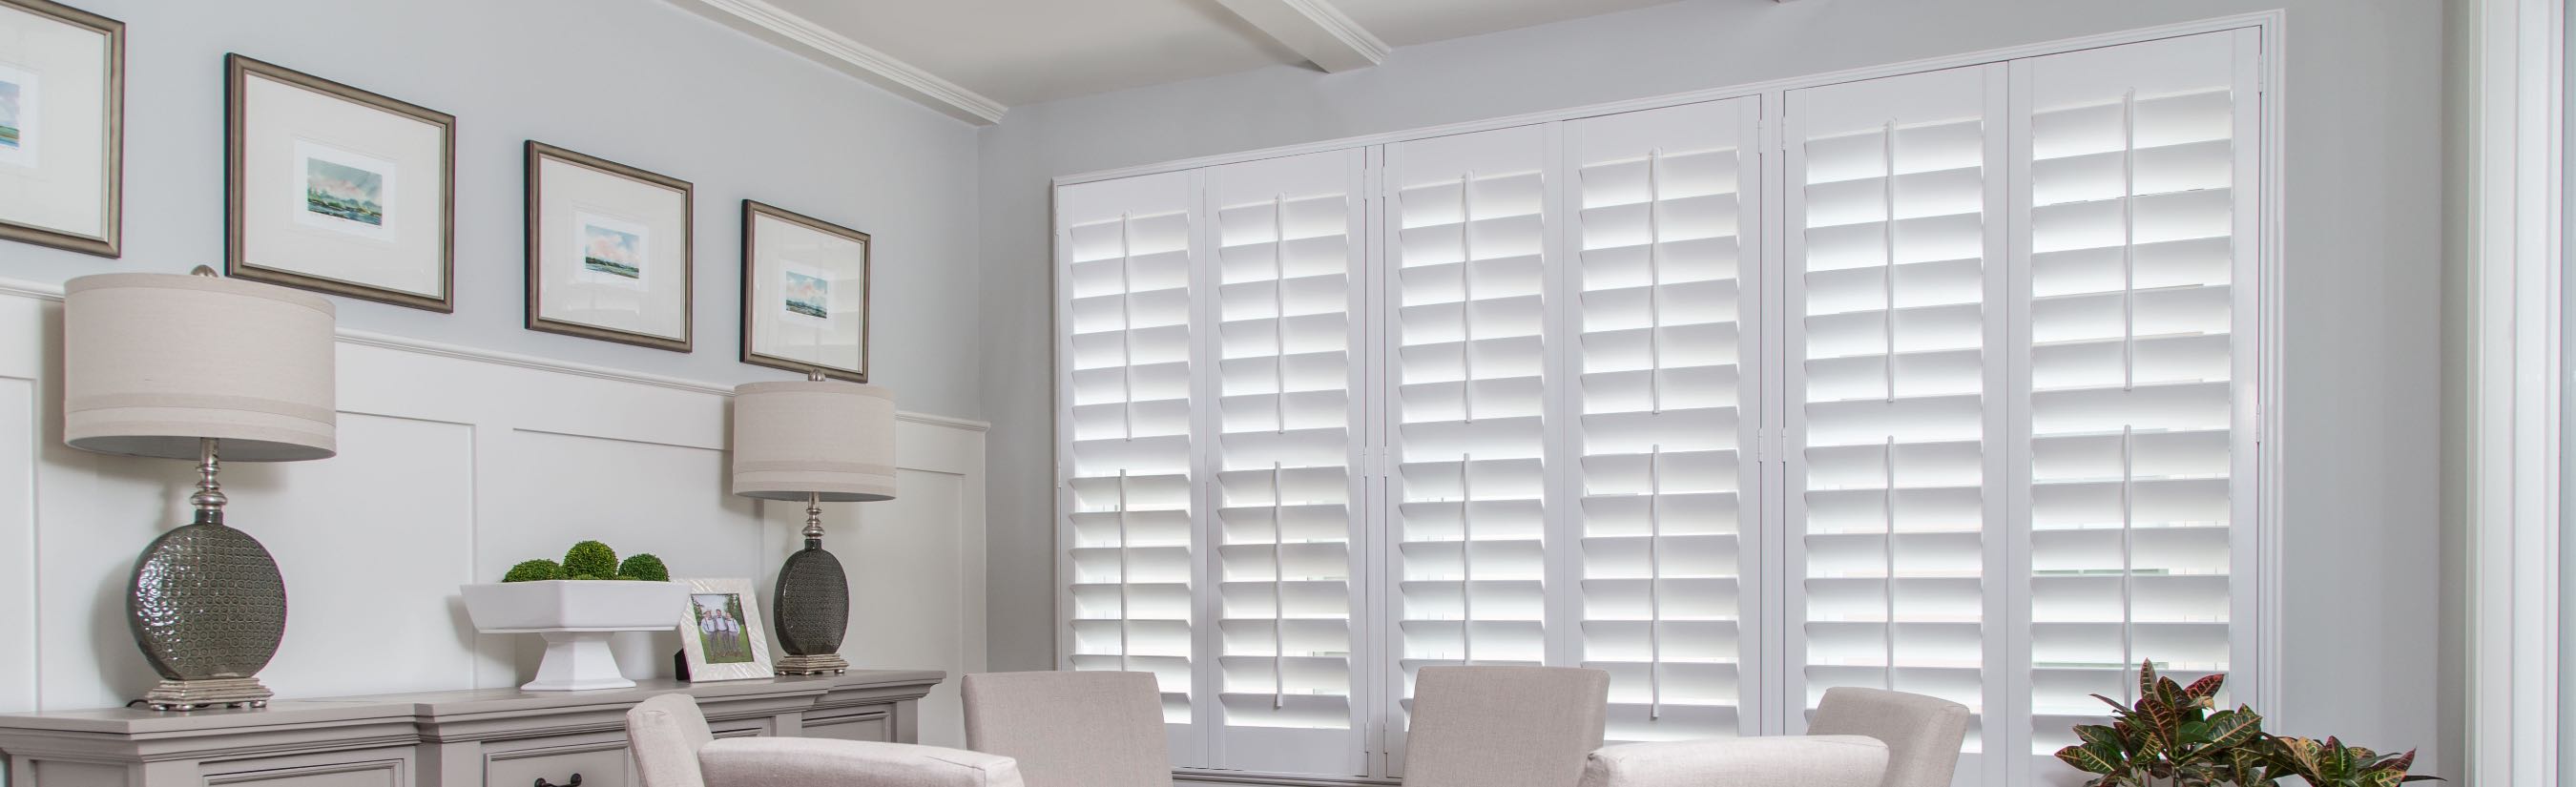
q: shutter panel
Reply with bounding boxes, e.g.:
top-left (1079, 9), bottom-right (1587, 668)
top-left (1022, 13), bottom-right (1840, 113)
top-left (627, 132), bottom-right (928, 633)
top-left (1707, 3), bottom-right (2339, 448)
top-left (1784, 64), bottom-right (2009, 784)
top-left (1380, 124), bottom-right (1556, 773)
top-left (2010, 30), bottom-right (2259, 779)
top-left (1206, 149), bottom-right (1372, 775)
top-left (1056, 171), bottom-right (1204, 760)
top-left (1565, 98), bottom-right (1765, 742)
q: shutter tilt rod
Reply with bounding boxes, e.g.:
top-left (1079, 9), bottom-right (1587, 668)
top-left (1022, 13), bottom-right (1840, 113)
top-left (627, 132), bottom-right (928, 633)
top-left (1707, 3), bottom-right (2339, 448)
top-left (2121, 90), bottom-right (2137, 392)
top-left (1272, 460), bottom-right (1287, 709)
top-left (1460, 174), bottom-right (1477, 425)
top-left (1119, 214), bottom-right (1136, 440)
top-left (1881, 120), bottom-right (1899, 404)
top-left (1116, 468), bottom-right (1132, 672)
top-left (1881, 435), bottom-right (1897, 692)
top-left (2119, 426), bottom-right (2137, 699)
top-left (1647, 444), bottom-right (1665, 719)
top-left (1459, 451), bottom-right (1475, 665)
top-left (1647, 150), bottom-right (1666, 415)
top-left (1275, 195), bottom-right (1289, 435)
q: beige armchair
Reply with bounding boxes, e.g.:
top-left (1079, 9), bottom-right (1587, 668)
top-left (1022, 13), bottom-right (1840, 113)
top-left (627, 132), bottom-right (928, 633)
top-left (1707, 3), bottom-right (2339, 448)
top-left (961, 671), bottom-right (1173, 787)
top-left (1400, 666), bottom-right (1610, 787)
top-left (1806, 687), bottom-right (1971, 787)
top-left (624, 693), bottom-right (1024, 787)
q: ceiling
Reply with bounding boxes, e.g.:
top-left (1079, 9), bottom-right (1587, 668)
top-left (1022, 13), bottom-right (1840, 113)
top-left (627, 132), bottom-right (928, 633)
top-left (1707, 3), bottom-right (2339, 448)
top-left (737, 0), bottom-right (1688, 112)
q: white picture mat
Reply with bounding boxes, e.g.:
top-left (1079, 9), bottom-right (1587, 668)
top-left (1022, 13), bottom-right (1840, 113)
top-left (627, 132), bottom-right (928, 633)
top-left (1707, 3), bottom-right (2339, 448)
top-left (748, 213), bottom-right (865, 372)
top-left (675, 577), bottom-right (772, 681)
top-left (0, 4), bottom-right (106, 239)
top-left (240, 72), bottom-right (444, 298)
top-left (535, 155), bottom-right (688, 341)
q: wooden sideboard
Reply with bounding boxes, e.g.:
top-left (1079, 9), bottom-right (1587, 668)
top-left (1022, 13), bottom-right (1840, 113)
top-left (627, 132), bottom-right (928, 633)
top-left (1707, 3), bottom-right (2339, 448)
top-left (0, 671), bottom-right (944, 787)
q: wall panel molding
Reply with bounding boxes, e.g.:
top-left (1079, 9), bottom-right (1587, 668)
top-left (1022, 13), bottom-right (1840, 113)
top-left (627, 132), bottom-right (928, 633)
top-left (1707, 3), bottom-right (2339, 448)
top-left (0, 284), bottom-right (986, 748)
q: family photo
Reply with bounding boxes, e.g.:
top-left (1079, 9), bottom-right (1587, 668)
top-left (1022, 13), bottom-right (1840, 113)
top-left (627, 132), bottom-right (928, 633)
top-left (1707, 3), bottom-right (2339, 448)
top-left (689, 592), bottom-right (753, 665)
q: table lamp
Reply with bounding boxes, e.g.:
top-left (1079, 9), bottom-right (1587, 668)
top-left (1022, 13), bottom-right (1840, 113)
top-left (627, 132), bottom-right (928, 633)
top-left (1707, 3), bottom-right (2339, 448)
top-left (731, 373), bottom-right (896, 675)
top-left (62, 267), bottom-right (337, 710)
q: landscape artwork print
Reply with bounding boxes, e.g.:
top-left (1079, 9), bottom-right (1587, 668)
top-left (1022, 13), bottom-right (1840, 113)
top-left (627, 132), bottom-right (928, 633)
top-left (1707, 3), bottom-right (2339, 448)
top-left (689, 592), bottom-right (754, 664)
top-left (573, 211), bottom-right (649, 287)
top-left (781, 264), bottom-right (832, 327)
top-left (0, 63), bottom-right (36, 168)
top-left (293, 139), bottom-right (396, 240)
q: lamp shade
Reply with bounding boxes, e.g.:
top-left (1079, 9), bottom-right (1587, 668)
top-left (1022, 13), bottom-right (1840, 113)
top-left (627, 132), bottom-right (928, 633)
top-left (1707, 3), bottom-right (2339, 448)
top-left (63, 273), bottom-right (337, 462)
top-left (731, 380), bottom-right (896, 502)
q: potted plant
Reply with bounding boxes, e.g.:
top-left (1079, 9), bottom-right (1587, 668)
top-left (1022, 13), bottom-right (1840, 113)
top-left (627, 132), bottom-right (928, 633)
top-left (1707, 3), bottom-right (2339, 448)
top-left (2055, 660), bottom-right (2437, 787)
top-left (460, 541), bottom-right (685, 691)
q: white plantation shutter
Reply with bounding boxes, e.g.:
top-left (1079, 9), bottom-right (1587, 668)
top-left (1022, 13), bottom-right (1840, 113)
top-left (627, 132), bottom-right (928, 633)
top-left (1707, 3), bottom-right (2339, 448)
top-left (1378, 125), bottom-right (1557, 774)
top-left (1784, 64), bottom-right (2009, 785)
top-left (1056, 171), bottom-right (1204, 757)
top-left (1205, 149), bottom-right (1372, 775)
top-left (2009, 30), bottom-right (2260, 785)
top-left (1564, 98), bottom-right (1765, 743)
top-left (1052, 29), bottom-right (2267, 787)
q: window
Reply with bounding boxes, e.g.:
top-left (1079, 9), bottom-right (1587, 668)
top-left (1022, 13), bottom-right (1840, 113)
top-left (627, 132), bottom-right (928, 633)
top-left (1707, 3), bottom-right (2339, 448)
top-left (1055, 28), bottom-right (2265, 787)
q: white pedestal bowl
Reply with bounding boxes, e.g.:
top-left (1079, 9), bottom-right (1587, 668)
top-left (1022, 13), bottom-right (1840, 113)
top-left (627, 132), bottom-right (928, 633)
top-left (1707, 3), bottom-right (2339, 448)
top-left (461, 580), bottom-right (690, 692)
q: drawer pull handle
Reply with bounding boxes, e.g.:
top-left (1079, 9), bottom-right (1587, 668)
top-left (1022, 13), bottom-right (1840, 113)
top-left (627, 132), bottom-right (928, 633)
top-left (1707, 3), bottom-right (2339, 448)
top-left (535, 775), bottom-right (582, 787)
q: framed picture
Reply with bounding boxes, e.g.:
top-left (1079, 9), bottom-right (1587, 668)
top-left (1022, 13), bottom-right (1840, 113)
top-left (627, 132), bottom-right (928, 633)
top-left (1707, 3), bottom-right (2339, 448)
top-left (676, 577), bottom-right (772, 682)
top-left (0, 0), bottom-right (120, 257)
top-left (525, 141), bottom-right (693, 351)
top-left (741, 200), bottom-right (869, 383)
top-left (226, 53), bottom-right (454, 312)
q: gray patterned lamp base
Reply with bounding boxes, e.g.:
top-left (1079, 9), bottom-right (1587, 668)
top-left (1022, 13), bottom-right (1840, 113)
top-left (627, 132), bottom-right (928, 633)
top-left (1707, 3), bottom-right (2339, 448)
top-left (773, 536), bottom-right (850, 676)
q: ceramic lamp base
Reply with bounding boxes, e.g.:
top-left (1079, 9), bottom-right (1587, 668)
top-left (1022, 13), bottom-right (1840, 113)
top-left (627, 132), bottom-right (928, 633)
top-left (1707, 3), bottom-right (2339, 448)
top-left (775, 653), bottom-right (848, 675)
top-left (525, 632), bottom-right (634, 692)
top-left (144, 677), bottom-right (272, 711)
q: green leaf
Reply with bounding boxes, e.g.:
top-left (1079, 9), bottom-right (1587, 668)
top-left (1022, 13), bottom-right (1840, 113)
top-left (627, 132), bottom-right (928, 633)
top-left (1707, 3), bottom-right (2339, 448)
top-left (2058, 742), bottom-right (2125, 776)
top-left (2184, 673), bottom-right (2227, 700)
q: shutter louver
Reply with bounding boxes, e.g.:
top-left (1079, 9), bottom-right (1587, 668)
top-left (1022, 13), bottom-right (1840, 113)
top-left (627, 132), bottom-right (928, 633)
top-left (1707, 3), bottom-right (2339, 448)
top-left (2013, 30), bottom-right (2258, 774)
top-left (1567, 98), bottom-right (1765, 743)
top-left (1786, 65), bottom-right (2008, 776)
top-left (1209, 150), bottom-right (1372, 775)
top-left (1058, 173), bottom-right (1202, 736)
top-left (1381, 125), bottom-right (1555, 770)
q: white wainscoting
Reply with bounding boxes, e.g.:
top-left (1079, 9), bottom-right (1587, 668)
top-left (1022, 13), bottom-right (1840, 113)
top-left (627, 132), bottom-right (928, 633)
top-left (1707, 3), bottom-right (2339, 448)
top-left (0, 280), bottom-right (987, 748)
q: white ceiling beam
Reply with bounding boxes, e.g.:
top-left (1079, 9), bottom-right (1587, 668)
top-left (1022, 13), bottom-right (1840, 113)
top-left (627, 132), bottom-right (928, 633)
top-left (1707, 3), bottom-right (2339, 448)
top-left (1212, 0), bottom-right (1390, 73)
top-left (667, 0), bottom-right (1008, 125)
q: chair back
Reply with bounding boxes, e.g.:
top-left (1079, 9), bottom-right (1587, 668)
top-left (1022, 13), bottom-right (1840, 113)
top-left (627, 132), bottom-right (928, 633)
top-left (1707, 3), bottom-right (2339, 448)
top-left (961, 671), bottom-right (1173, 787)
top-left (1805, 687), bottom-right (1971, 787)
top-left (700, 737), bottom-right (1025, 787)
top-left (1401, 666), bottom-right (1610, 787)
top-left (626, 694), bottom-right (716, 787)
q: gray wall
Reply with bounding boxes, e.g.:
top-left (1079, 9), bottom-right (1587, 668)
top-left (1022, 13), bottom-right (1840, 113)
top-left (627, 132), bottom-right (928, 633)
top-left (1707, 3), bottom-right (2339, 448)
top-left (976, 0), bottom-right (2450, 773)
top-left (4, 0), bottom-right (986, 421)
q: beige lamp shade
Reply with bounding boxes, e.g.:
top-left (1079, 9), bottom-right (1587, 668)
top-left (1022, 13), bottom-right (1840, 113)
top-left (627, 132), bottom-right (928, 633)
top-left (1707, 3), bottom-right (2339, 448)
top-left (731, 380), bottom-right (897, 501)
top-left (63, 273), bottom-right (338, 462)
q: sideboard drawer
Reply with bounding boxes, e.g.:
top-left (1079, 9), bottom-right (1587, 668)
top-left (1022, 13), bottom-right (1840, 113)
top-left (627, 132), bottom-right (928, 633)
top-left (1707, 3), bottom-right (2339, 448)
top-left (800, 709), bottom-right (890, 742)
top-left (484, 741), bottom-right (629, 787)
top-left (205, 755), bottom-right (410, 787)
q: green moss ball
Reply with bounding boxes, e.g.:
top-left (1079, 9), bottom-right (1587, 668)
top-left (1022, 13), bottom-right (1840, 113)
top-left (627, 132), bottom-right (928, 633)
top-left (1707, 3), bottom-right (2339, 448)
top-left (562, 540), bottom-right (618, 578)
top-left (618, 553), bottom-right (671, 582)
top-left (502, 559), bottom-right (565, 583)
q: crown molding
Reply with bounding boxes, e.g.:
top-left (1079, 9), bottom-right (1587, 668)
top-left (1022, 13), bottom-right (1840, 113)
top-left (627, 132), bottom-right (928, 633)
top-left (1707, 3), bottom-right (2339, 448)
top-left (1213, 0), bottom-right (1388, 72)
top-left (668, 0), bottom-right (1008, 125)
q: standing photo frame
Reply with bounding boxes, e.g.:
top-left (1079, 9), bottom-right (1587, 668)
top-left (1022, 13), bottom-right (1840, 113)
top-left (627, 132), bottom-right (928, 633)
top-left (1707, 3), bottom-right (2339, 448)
top-left (227, 53), bottom-right (455, 312)
top-left (741, 200), bottom-right (870, 383)
top-left (0, 0), bottom-right (120, 258)
top-left (525, 141), bottom-right (693, 351)
top-left (676, 577), bottom-right (772, 682)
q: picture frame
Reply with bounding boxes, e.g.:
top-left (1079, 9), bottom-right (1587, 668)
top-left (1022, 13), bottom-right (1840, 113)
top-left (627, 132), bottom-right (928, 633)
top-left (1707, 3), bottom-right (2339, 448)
top-left (226, 53), bottom-right (455, 312)
top-left (0, 0), bottom-right (121, 258)
top-left (741, 200), bottom-right (870, 383)
top-left (676, 577), bottom-right (773, 682)
top-left (524, 141), bottom-right (694, 351)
